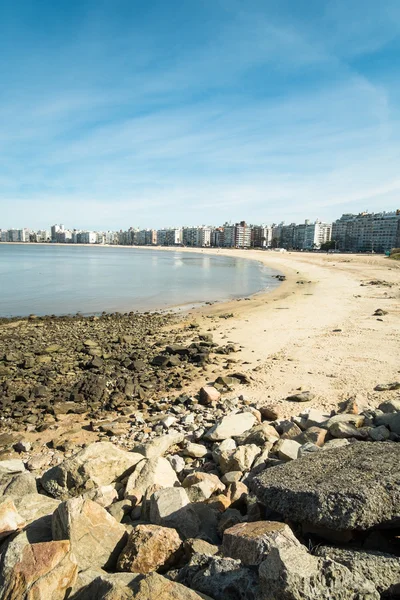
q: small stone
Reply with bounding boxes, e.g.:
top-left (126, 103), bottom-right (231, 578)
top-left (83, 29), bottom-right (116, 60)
top-left (259, 405), bottom-right (282, 420)
top-left (0, 460), bottom-right (25, 475)
top-left (184, 443), bottom-right (208, 458)
top-left (182, 472), bottom-right (225, 495)
top-left (329, 422), bottom-right (369, 439)
top-left (125, 457), bottom-right (179, 498)
top-left (134, 432), bottom-right (184, 459)
top-left (200, 386), bottom-right (221, 405)
top-left (226, 444), bottom-right (261, 472)
top-left (205, 412), bottom-right (257, 441)
top-left (286, 391), bottom-right (314, 403)
top-left (296, 426), bottom-right (327, 447)
top-left (222, 471), bottom-right (242, 485)
top-left (275, 439), bottom-right (301, 461)
top-left (167, 454), bottom-right (186, 473)
top-left (304, 409), bottom-right (330, 429)
top-left (375, 382), bottom-right (400, 391)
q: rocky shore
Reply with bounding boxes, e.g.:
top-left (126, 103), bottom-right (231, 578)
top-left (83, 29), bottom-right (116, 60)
top-left (0, 310), bottom-right (399, 599)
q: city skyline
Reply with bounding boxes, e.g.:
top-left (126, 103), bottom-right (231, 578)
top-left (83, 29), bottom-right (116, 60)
top-left (2, 208), bottom-right (400, 253)
top-left (1, 0), bottom-right (400, 229)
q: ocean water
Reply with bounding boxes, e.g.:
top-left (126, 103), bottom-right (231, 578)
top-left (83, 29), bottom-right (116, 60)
top-left (0, 244), bottom-right (280, 317)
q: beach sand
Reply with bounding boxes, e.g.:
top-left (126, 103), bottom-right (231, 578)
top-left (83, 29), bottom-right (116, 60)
top-left (179, 249), bottom-right (400, 417)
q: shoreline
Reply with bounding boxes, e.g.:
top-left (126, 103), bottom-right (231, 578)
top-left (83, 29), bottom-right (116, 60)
top-left (1, 243), bottom-right (400, 419)
top-left (0, 242), bottom-right (285, 319)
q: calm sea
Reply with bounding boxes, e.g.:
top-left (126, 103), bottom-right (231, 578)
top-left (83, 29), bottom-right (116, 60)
top-left (0, 244), bottom-right (280, 317)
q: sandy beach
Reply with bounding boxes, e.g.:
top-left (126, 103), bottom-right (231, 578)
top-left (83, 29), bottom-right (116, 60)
top-left (176, 248), bottom-right (400, 416)
top-left (1, 243), bottom-right (400, 419)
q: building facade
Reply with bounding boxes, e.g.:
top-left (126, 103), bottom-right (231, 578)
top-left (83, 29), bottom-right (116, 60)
top-left (332, 211), bottom-right (400, 252)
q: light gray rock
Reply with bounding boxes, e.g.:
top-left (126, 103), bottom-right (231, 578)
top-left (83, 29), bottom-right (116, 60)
top-left (315, 546), bottom-right (400, 596)
top-left (325, 414), bottom-right (364, 428)
top-left (125, 456), bottom-right (179, 498)
top-left (10, 493), bottom-right (60, 524)
top-left (0, 471), bottom-right (37, 497)
top-left (184, 443), bottom-right (208, 458)
top-left (234, 423), bottom-right (279, 446)
top-left (297, 442), bottom-right (320, 457)
top-left (275, 439), bottom-right (301, 461)
top-left (304, 409), bottom-right (330, 429)
top-left (205, 412), bottom-right (257, 442)
top-left (329, 422), bottom-right (369, 439)
top-left (258, 543), bottom-right (379, 599)
top-left (251, 442), bottom-right (400, 530)
top-left (149, 487), bottom-right (200, 540)
top-left (222, 521), bottom-right (300, 566)
top-left (134, 432), bottom-right (184, 459)
top-left (0, 460), bottom-right (25, 475)
top-left (42, 442), bottom-right (143, 499)
top-left (168, 454), bottom-right (186, 473)
top-left (225, 444), bottom-right (261, 472)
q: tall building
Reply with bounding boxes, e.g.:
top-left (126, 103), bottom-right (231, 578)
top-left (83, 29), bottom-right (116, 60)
top-left (157, 228), bottom-right (182, 246)
top-left (51, 224), bottom-right (64, 242)
top-left (332, 211), bottom-right (400, 252)
top-left (182, 226), bottom-right (211, 247)
top-left (234, 221), bottom-right (251, 248)
top-left (222, 223), bottom-right (235, 247)
top-left (251, 225), bottom-right (272, 248)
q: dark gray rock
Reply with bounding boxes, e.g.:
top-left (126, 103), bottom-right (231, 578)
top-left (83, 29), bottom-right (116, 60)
top-left (177, 554), bottom-right (259, 600)
top-left (315, 546), bottom-right (400, 597)
top-left (258, 544), bottom-right (379, 600)
top-left (251, 442), bottom-right (400, 530)
top-left (375, 412), bottom-right (400, 435)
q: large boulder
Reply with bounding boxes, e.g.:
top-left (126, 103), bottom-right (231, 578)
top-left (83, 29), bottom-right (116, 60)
top-left (42, 442), bottom-right (143, 499)
top-left (315, 546), bottom-right (400, 597)
top-left (117, 524), bottom-right (182, 573)
top-left (258, 543), bottom-right (379, 599)
top-left (0, 539), bottom-right (77, 600)
top-left (52, 497), bottom-right (127, 570)
top-left (251, 442), bottom-right (400, 530)
top-left (10, 493), bottom-right (60, 524)
top-left (222, 521), bottom-right (300, 566)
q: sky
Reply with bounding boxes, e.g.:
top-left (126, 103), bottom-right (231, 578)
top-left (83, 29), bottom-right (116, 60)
top-left (1, 0), bottom-right (400, 230)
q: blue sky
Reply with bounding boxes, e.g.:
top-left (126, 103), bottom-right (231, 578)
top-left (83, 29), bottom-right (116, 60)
top-left (1, 0), bottom-right (400, 230)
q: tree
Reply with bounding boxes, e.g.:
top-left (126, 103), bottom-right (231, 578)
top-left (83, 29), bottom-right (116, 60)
top-left (320, 240), bottom-right (337, 251)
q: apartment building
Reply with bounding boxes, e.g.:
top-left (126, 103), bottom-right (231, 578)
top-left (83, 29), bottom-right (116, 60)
top-left (332, 211), bottom-right (400, 252)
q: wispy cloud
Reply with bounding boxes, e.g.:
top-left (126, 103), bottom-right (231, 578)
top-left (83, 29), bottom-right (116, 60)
top-left (0, 0), bottom-right (399, 229)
